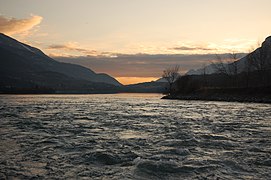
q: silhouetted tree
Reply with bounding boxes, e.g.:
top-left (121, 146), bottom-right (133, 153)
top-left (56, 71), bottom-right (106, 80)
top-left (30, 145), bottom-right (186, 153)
top-left (162, 65), bottom-right (180, 95)
top-left (248, 45), bottom-right (269, 86)
top-left (228, 52), bottom-right (241, 87)
top-left (212, 52), bottom-right (243, 87)
top-left (211, 54), bottom-right (232, 88)
top-left (212, 54), bottom-right (229, 76)
top-left (244, 52), bottom-right (252, 88)
top-left (228, 52), bottom-right (239, 75)
top-left (201, 63), bottom-right (208, 88)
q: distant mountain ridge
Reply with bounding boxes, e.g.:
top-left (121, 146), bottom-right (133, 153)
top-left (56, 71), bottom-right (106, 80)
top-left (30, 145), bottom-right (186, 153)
top-left (0, 33), bottom-right (122, 93)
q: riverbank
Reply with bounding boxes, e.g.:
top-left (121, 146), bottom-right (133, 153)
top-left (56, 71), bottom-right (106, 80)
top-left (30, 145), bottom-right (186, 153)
top-left (162, 94), bottom-right (271, 104)
top-left (162, 87), bottom-right (271, 104)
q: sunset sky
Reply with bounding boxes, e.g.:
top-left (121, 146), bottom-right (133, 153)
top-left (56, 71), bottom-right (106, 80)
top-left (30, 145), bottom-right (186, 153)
top-left (1, 0), bottom-right (271, 84)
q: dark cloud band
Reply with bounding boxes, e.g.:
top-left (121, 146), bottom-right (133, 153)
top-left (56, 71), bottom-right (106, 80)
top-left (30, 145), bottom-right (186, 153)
top-left (53, 53), bottom-right (246, 77)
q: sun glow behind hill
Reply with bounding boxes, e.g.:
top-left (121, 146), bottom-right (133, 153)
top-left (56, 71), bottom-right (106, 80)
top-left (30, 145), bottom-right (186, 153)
top-left (116, 77), bottom-right (158, 85)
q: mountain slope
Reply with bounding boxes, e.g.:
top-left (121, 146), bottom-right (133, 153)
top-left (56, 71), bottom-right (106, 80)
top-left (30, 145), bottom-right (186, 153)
top-left (124, 81), bottom-right (167, 93)
top-left (0, 33), bottom-right (122, 93)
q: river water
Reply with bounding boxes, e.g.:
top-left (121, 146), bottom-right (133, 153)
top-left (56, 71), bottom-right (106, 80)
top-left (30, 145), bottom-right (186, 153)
top-left (0, 94), bottom-right (270, 179)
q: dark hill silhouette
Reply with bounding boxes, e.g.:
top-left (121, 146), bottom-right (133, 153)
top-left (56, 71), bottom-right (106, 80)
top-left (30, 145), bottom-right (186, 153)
top-left (125, 81), bottom-right (167, 93)
top-left (0, 33), bottom-right (122, 93)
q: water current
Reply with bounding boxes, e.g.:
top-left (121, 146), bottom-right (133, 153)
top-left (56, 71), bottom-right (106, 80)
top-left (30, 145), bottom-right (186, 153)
top-left (0, 94), bottom-right (270, 179)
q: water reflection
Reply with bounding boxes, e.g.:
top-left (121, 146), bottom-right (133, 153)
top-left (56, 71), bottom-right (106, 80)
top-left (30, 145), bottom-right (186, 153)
top-left (118, 130), bottom-right (148, 139)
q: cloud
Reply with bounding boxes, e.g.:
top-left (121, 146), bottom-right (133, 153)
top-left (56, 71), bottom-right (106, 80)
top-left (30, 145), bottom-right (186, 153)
top-left (170, 45), bottom-right (216, 51)
top-left (48, 43), bottom-right (97, 55)
top-left (0, 15), bottom-right (43, 35)
top-left (52, 53), bottom-right (246, 78)
top-left (168, 41), bottom-right (253, 54)
top-left (47, 43), bottom-right (116, 57)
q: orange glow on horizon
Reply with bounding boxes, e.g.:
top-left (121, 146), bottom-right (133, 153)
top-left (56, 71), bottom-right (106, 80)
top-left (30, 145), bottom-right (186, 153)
top-left (116, 77), bottom-right (158, 85)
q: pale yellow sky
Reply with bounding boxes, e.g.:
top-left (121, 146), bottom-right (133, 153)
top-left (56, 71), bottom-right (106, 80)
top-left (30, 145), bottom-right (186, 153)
top-left (1, 0), bottom-right (271, 84)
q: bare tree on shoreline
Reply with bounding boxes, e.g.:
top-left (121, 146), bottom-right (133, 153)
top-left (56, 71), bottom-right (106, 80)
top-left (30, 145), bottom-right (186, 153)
top-left (162, 65), bottom-right (180, 95)
top-left (228, 52), bottom-right (240, 87)
top-left (201, 63), bottom-right (208, 87)
top-left (212, 54), bottom-right (229, 76)
top-left (228, 52), bottom-right (239, 75)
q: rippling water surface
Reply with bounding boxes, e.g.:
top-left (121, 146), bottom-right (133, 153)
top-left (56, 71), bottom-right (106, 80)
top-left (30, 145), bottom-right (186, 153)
top-left (0, 94), bottom-right (271, 179)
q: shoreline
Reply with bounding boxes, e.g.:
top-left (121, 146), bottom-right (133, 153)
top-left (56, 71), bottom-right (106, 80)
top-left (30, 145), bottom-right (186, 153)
top-left (162, 94), bottom-right (271, 104)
